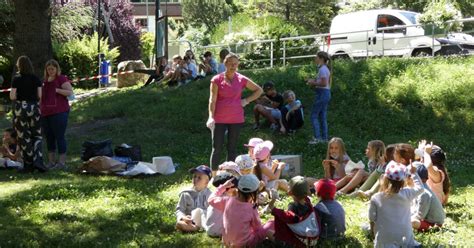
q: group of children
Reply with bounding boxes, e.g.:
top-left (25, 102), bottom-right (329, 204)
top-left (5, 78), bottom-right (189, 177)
top-left (253, 82), bottom-right (304, 134)
top-left (175, 136), bottom-right (450, 247)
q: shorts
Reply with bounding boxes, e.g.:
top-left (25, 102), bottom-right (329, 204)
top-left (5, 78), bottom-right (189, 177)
top-left (418, 220), bottom-right (442, 232)
top-left (264, 106), bottom-right (282, 120)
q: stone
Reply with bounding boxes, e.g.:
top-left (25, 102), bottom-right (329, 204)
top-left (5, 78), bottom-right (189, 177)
top-left (116, 60), bottom-right (147, 88)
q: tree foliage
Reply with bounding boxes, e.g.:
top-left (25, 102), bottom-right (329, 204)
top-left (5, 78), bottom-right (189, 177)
top-left (0, 1), bottom-right (14, 59)
top-left (181, 0), bottom-right (237, 32)
top-left (51, 2), bottom-right (93, 43)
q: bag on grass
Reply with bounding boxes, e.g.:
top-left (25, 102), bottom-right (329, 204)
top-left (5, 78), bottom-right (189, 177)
top-left (81, 139), bottom-right (113, 161)
top-left (114, 144), bottom-right (142, 161)
top-left (78, 156), bottom-right (126, 174)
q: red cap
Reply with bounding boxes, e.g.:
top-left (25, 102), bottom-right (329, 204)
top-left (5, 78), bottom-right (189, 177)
top-left (314, 179), bottom-right (337, 200)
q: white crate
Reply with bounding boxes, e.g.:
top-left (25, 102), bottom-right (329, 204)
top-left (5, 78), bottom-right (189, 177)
top-left (271, 154), bottom-right (302, 178)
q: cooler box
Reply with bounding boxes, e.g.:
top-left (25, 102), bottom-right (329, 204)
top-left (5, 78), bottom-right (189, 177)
top-left (272, 154), bottom-right (302, 178)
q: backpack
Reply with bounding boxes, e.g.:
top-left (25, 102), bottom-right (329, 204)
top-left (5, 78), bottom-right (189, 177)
top-left (287, 206), bottom-right (321, 246)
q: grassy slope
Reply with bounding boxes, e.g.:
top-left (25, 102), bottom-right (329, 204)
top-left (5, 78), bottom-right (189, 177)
top-left (0, 57), bottom-right (473, 247)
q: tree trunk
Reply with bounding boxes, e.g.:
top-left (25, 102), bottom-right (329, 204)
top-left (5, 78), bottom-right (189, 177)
top-left (13, 0), bottom-right (52, 78)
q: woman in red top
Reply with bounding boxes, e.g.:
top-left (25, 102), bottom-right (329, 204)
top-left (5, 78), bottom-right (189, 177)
top-left (40, 60), bottom-right (73, 169)
top-left (207, 53), bottom-right (263, 170)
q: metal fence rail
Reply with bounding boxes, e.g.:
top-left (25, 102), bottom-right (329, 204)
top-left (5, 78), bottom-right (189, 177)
top-left (191, 17), bottom-right (474, 69)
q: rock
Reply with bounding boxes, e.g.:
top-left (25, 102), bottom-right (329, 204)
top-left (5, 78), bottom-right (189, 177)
top-left (116, 60), bottom-right (147, 88)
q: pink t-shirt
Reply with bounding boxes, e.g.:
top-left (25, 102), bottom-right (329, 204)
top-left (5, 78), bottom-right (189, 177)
top-left (209, 186), bottom-right (268, 247)
top-left (211, 72), bottom-right (248, 124)
top-left (40, 75), bottom-right (70, 117)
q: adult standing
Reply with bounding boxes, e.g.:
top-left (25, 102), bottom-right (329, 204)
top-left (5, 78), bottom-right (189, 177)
top-left (40, 59), bottom-right (73, 169)
top-left (9, 55), bottom-right (46, 172)
top-left (207, 53), bottom-right (263, 169)
top-left (307, 52), bottom-right (331, 144)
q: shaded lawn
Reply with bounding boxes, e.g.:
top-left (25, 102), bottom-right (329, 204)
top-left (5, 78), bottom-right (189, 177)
top-left (0, 57), bottom-right (473, 247)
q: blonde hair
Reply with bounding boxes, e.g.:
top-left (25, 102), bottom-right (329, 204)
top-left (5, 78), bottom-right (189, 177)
top-left (368, 140), bottom-right (386, 165)
top-left (44, 59), bottom-right (61, 79)
top-left (380, 176), bottom-right (406, 197)
top-left (326, 137), bottom-right (347, 177)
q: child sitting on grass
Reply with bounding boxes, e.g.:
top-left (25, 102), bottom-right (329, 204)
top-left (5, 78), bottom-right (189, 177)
top-left (338, 140), bottom-right (385, 194)
top-left (208, 174), bottom-right (273, 247)
top-left (269, 176), bottom-right (319, 247)
top-left (419, 140), bottom-right (451, 205)
top-left (352, 144), bottom-right (396, 200)
top-left (411, 164), bottom-right (445, 232)
top-left (175, 165), bottom-right (212, 232)
top-left (244, 137), bottom-right (263, 161)
top-left (0, 128), bottom-right (22, 170)
top-left (205, 172), bottom-right (238, 237)
top-left (235, 154), bottom-right (254, 175)
top-left (314, 179), bottom-right (346, 240)
top-left (279, 90), bottom-right (304, 134)
top-left (369, 161), bottom-right (423, 247)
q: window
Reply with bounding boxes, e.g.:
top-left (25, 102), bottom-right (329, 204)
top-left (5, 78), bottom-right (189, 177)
top-left (377, 15), bottom-right (406, 33)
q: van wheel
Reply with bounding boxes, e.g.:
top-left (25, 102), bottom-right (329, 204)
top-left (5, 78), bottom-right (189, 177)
top-left (332, 53), bottom-right (350, 60)
top-left (412, 48), bottom-right (432, 57)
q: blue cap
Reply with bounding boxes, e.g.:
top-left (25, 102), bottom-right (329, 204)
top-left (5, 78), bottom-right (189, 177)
top-left (189, 165), bottom-right (212, 179)
top-left (416, 164), bottom-right (428, 180)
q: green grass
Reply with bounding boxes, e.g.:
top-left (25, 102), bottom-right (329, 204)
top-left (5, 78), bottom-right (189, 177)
top-left (0, 56), bottom-right (473, 247)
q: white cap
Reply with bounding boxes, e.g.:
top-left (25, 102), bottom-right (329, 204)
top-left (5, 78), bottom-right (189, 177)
top-left (238, 174), bottom-right (260, 193)
top-left (244, 138), bottom-right (264, 148)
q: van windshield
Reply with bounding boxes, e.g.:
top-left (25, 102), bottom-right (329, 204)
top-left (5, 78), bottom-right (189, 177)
top-left (401, 12), bottom-right (418, 24)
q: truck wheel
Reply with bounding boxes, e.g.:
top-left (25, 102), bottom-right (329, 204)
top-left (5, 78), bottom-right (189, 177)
top-left (332, 53), bottom-right (350, 60)
top-left (412, 48), bottom-right (432, 57)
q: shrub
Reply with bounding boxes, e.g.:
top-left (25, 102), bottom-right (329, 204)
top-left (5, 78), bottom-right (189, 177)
top-left (140, 32), bottom-right (154, 67)
top-left (53, 33), bottom-right (120, 89)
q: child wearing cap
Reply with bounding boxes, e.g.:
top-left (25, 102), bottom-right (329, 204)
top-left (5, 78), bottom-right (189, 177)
top-left (208, 174), bottom-right (273, 247)
top-left (205, 172), bottom-right (238, 237)
top-left (253, 140), bottom-right (289, 192)
top-left (175, 165), bottom-right (213, 232)
top-left (314, 179), bottom-right (346, 240)
top-left (218, 161), bottom-right (241, 178)
top-left (368, 161), bottom-right (423, 247)
top-left (244, 137), bottom-right (263, 160)
top-left (235, 154), bottom-right (254, 175)
top-left (411, 164), bottom-right (445, 232)
top-left (269, 176), bottom-right (319, 247)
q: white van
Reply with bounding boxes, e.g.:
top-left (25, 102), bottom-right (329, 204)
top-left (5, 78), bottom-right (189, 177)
top-left (324, 9), bottom-right (441, 58)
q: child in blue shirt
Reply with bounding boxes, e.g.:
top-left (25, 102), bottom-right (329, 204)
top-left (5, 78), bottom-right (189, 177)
top-left (279, 90), bottom-right (304, 134)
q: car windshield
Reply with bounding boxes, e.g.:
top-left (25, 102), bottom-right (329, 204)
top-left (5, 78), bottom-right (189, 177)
top-left (401, 12), bottom-right (418, 24)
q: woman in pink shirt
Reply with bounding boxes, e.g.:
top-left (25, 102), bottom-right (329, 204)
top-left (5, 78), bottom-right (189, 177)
top-left (41, 60), bottom-right (73, 169)
top-left (207, 53), bottom-right (263, 169)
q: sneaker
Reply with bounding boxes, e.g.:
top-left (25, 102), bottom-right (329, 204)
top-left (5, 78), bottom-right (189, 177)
top-left (308, 137), bottom-right (323, 145)
top-left (270, 123), bottom-right (278, 131)
top-left (252, 123), bottom-right (260, 130)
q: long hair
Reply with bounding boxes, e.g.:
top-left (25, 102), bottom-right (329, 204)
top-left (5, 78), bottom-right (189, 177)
top-left (326, 137), bottom-right (347, 178)
top-left (368, 140), bottom-right (386, 165)
top-left (431, 146), bottom-right (450, 195)
top-left (380, 176), bottom-right (406, 197)
top-left (395, 143), bottom-right (415, 165)
top-left (238, 190), bottom-right (258, 209)
top-left (384, 144), bottom-right (396, 163)
top-left (16, 56), bottom-right (34, 75)
top-left (44, 59), bottom-right (61, 80)
top-left (253, 161), bottom-right (264, 181)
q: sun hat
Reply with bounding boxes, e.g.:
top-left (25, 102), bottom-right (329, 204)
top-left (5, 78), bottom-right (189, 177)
top-left (238, 174), bottom-right (260, 193)
top-left (384, 161), bottom-right (407, 181)
top-left (189, 165), bottom-right (212, 179)
top-left (244, 138), bottom-right (264, 148)
top-left (416, 163), bottom-right (429, 180)
top-left (314, 179), bottom-right (337, 200)
top-left (289, 176), bottom-right (310, 198)
top-left (235, 154), bottom-right (254, 171)
top-left (253, 140), bottom-right (274, 161)
top-left (218, 161), bottom-right (241, 176)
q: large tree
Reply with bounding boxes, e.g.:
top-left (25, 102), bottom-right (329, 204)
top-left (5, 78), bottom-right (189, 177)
top-left (182, 0), bottom-right (237, 31)
top-left (13, 0), bottom-right (52, 77)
